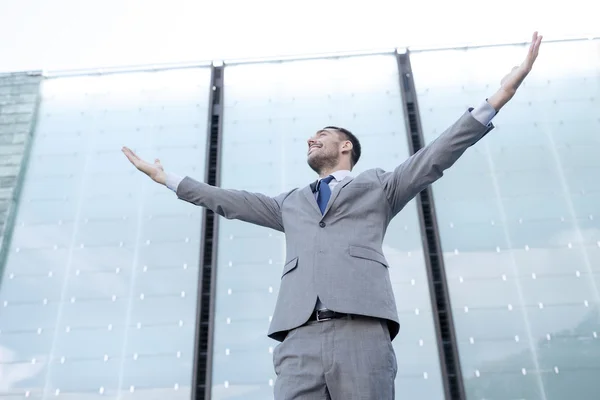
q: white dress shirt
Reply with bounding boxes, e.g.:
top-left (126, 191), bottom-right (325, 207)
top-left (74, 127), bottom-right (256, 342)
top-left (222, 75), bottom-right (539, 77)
top-left (316, 170), bottom-right (352, 197)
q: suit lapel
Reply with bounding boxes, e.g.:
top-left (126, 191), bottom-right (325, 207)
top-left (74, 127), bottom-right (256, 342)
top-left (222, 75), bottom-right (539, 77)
top-left (301, 185), bottom-right (322, 216)
top-left (322, 176), bottom-right (354, 217)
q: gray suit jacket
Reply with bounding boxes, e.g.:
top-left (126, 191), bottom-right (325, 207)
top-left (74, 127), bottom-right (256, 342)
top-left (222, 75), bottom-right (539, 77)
top-left (175, 110), bottom-right (493, 342)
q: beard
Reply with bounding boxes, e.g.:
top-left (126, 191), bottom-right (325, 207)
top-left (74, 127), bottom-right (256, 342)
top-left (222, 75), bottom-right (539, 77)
top-left (307, 147), bottom-right (339, 174)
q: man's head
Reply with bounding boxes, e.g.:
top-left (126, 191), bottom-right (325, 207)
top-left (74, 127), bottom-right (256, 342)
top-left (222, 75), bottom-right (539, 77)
top-left (306, 126), bottom-right (361, 175)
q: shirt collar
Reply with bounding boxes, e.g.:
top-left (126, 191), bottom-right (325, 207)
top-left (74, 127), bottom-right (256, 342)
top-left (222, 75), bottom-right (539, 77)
top-left (322, 170), bottom-right (352, 182)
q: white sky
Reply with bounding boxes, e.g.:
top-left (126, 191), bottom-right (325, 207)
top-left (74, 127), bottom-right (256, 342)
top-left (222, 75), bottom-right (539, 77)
top-left (0, 0), bottom-right (598, 73)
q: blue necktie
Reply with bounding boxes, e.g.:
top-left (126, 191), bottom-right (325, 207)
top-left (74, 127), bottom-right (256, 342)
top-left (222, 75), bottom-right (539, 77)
top-left (317, 175), bottom-right (335, 214)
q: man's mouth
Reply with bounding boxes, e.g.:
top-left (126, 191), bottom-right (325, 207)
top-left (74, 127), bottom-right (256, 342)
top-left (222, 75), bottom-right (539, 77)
top-left (308, 145), bottom-right (321, 154)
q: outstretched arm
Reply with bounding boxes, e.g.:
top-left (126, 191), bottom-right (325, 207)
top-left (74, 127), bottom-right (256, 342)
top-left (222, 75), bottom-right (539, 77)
top-left (379, 31), bottom-right (543, 216)
top-left (122, 147), bottom-right (288, 232)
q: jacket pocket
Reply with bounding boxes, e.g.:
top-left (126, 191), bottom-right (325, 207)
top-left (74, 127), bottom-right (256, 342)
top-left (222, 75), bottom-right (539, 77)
top-left (281, 257), bottom-right (298, 278)
top-left (348, 245), bottom-right (388, 268)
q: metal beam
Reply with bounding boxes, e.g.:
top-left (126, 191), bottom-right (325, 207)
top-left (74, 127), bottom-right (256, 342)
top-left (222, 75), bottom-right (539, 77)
top-left (222, 48), bottom-right (400, 66)
top-left (35, 34), bottom-right (600, 78)
top-left (192, 65), bottom-right (224, 400)
top-left (42, 61), bottom-right (213, 79)
top-left (395, 50), bottom-right (466, 400)
top-left (407, 35), bottom-right (599, 53)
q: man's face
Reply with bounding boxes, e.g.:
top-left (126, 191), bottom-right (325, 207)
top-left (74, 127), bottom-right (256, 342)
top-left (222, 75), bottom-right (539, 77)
top-left (306, 128), bottom-right (343, 173)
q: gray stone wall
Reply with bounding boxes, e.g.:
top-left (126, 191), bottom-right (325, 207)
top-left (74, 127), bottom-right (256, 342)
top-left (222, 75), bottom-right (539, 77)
top-left (0, 72), bottom-right (42, 269)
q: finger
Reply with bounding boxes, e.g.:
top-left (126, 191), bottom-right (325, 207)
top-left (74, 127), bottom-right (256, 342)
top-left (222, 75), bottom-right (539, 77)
top-left (122, 147), bottom-right (137, 160)
top-left (124, 152), bottom-right (139, 167)
top-left (122, 147), bottom-right (145, 169)
top-left (529, 32), bottom-right (537, 55)
top-left (122, 147), bottom-right (134, 159)
top-left (154, 158), bottom-right (161, 165)
top-left (531, 34), bottom-right (543, 58)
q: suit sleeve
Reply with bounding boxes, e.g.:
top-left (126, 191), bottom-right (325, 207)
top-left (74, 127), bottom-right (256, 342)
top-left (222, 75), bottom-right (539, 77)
top-left (175, 176), bottom-right (290, 232)
top-left (376, 108), bottom-right (494, 217)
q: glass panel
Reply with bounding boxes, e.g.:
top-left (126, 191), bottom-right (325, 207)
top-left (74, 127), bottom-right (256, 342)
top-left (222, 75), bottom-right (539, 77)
top-left (0, 68), bottom-right (211, 399)
top-left (214, 54), bottom-right (445, 399)
top-left (411, 38), bottom-right (600, 399)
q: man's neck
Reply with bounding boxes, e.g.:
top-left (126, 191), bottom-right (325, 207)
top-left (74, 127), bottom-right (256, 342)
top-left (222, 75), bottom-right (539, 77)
top-left (319, 166), bottom-right (352, 179)
top-left (319, 169), bottom-right (352, 180)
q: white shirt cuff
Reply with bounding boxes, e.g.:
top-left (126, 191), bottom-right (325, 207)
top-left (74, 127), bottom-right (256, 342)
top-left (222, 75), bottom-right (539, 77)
top-left (166, 173), bottom-right (184, 192)
top-left (470, 100), bottom-right (497, 126)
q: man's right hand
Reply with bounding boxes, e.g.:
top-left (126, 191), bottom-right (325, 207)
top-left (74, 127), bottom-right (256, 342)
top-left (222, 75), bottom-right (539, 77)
top-left (122, 146), bottom-right (167, 185)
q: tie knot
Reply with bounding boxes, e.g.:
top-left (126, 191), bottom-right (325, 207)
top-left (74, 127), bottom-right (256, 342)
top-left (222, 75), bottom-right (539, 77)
top-left (321, 175), bottom-right (335, 185)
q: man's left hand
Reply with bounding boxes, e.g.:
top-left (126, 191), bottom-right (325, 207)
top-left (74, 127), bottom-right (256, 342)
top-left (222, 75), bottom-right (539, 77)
top-left (488, 31), bottom-right (543, 111)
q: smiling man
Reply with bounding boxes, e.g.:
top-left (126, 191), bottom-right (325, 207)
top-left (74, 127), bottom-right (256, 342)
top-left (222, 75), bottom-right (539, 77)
top-left (123, 32), bottom-right (543, 400)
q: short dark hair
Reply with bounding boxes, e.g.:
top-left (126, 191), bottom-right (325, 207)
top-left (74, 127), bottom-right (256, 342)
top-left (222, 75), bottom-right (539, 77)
top-left (324, 126), bottom-right (361, 167)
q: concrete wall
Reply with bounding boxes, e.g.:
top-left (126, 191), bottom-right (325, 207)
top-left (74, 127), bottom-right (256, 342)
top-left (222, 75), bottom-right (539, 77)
top-left (0, 72), bottom-right (42, 271)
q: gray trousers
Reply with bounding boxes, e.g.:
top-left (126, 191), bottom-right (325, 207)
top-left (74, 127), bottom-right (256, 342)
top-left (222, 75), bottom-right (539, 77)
top-left (273, 316), bottom-right (397, 399)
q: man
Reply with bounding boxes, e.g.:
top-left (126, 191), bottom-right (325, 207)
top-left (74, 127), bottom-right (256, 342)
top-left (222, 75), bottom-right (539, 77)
top-left (123, 32), bottom-right (543, 399)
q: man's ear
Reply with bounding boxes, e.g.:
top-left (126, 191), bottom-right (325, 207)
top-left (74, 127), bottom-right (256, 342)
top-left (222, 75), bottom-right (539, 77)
top-left (341, 140), bottom-right (353, 153)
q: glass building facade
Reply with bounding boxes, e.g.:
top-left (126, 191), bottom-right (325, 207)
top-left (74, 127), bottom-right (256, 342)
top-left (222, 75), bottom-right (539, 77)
top-left (411, 39), bottom-right (600, 399)
top-left (0, 38), bottom-right (599, 400)
top-left (0, 68), bottom-right (212, 399)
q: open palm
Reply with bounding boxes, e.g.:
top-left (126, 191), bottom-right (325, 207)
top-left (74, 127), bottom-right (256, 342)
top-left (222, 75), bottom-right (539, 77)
top-left (122, 146), bottom-right (167, 185)
top-left (500, 31), bottom-right (543, 94)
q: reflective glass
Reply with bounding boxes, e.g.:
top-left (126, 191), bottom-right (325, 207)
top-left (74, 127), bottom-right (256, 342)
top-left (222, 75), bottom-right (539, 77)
top-left (411, 38), bottom-right (600, 399)
top-left (214, 54), bottom-right (445, 399)
top-left (0, 68), bottom-right (211, 399)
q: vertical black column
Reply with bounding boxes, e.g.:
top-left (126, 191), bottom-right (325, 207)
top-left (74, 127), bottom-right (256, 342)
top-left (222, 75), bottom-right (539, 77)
top-left (192, 64), bottom-right (224, 400)
top-left (395, 51), bottom-right (466, 400)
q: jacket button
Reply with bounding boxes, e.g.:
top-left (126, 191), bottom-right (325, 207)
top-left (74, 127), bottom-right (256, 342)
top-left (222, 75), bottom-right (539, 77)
top-left (319, 221), bottom-right (326, 228)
